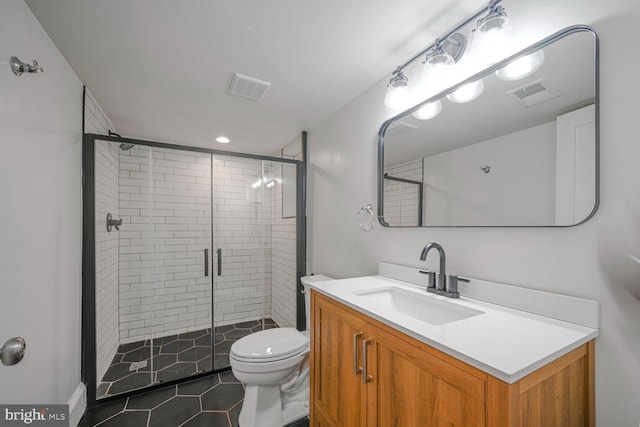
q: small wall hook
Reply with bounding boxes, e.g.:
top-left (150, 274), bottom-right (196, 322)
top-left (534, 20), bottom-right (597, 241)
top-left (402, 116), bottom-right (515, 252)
top-left (480, 165), bottom-right (491, 174)
top-left (10, 56), bottom-right (44, 76)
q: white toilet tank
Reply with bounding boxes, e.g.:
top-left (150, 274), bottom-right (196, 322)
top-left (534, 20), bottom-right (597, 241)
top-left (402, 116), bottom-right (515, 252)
top-left (300, 275), bottom-right (333, 330)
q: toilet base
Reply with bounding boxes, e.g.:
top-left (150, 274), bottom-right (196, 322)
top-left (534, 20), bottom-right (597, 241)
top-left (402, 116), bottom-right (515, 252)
top-left (238, 384), bottom-right (282, 427)
top-left (238, 384), bottom-right (309, 427)
top-left (282, 400), bottom-right (309, 425)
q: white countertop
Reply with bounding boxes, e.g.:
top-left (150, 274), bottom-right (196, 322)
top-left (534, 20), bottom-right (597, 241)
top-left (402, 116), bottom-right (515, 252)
top-left (310, 274), bottom-right (599, 384)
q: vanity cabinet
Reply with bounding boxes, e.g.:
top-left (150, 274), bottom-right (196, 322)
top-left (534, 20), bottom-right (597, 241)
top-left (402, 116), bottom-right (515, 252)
top-left (310, 290), bottom-right (595, 427)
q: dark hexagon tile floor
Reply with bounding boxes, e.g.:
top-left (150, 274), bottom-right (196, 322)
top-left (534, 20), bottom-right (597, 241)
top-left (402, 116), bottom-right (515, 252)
top-left (98, 318), bottom-right (278, 398)
top-left (80, 370), bottom-right (309, 427)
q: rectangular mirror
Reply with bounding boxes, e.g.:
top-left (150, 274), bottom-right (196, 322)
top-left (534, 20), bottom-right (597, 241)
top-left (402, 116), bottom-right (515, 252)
top-left (378, 26), bottom-right (598, 227)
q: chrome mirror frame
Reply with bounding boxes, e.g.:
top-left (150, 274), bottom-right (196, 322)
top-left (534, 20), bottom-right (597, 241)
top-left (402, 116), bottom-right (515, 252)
top-left (377, 25), bottom-right (599, 228)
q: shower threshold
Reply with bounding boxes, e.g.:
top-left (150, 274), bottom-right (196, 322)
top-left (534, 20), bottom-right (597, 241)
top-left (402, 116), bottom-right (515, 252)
top-left (97, 318), bottom-right (278, 398)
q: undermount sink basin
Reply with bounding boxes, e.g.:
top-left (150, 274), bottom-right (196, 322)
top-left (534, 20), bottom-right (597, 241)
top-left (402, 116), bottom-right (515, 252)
top-left (353, 286), bottom-right (483, 326)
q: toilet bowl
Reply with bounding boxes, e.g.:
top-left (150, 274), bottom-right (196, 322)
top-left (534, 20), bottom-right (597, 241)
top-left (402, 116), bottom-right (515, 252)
top-left (230, 274), bottom-right (333, 427)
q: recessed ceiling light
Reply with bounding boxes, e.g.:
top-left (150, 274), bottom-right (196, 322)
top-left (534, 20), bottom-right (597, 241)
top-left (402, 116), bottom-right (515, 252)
top-left (216, 136), bottom-right (230, 144)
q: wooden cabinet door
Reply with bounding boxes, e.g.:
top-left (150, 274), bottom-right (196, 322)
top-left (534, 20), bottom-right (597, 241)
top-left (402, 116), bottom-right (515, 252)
top-left (365, 323), bottom-right (486, 427)
top-left (311, 292), bottom-right (368, 427)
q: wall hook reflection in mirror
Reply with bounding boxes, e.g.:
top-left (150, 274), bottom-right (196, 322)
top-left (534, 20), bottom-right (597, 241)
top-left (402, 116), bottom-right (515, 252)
top-left (10, 56), bottom-right (43, 76)
top-left (481, 166), bottom-right (491, 173)
top-left (358, 204), bottom-right (376, 232)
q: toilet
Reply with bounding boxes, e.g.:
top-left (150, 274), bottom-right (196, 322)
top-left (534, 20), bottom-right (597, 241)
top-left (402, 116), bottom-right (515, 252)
top-left (230, 274), bottom-right (333, 427)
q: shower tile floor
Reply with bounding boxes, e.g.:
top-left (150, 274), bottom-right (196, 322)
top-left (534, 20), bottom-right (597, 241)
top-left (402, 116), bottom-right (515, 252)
top-left (98, 319), bottom-right (278, 398)
top-left (80, 370), bottom-right (310, 427)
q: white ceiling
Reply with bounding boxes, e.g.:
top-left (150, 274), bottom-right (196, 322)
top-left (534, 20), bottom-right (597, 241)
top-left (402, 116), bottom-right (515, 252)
top-left (25, 0), bottom-right (484, 156)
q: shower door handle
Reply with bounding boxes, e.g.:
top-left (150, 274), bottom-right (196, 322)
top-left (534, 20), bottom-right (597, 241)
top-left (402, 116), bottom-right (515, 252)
top-left (204, 249), bottom-right (209, 277)
top-left (217, 249), bottom-right (222, 276)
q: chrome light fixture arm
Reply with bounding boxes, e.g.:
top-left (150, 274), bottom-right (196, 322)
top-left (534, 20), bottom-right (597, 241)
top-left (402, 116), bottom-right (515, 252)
top-left (390, 0), bottom-right (503, 74)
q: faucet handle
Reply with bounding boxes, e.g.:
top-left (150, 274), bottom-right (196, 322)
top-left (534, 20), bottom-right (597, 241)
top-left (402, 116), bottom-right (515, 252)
top-left (419, 270), bottom-right (436, 289)
top-left (447, 275), bottom-right (470, 294)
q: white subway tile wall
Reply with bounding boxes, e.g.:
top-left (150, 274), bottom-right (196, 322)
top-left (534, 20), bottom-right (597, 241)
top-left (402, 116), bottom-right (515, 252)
top-left (270, 162), bottom-right (298, 327)
top-left (384, 159), bottom-right (423, 226)
top-left (212, 155), bottom-right (272, 326)
top-left (270, 136), bottom-right (302, 328)
top-left (84, 89), bottom-right (116, 135)
top-left (118, 146), bottom-right (213, 342)
top-left (95, 141), bottom-right (120, 383)
top-left (88, 87), bottom-right (120, 382)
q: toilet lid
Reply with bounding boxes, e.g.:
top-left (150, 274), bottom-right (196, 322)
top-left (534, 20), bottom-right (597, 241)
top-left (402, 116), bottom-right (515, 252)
top-left (230, 327), bottom-right (309, 362)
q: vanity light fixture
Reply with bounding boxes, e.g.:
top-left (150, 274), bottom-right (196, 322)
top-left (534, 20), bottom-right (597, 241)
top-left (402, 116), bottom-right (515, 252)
top-left (470, 1), bottom-right (515, 66)
top-left (412, 100), bottom-right (443, 120)
top-left (447, 79), bottom-right (485, 103)
top-left (495, 49), bottom-right (545, 81)
top-left (420, 36), bottom-right (465, 94)
top-left (384, 68), bottom-right (411, 111)
top-left (383, 0), bottom-right (518, 112)
top-left (216, 136), bottom-right (230, 143)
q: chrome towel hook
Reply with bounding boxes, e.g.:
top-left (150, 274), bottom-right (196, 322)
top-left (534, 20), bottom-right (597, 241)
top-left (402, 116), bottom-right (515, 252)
top-left (10, 56), bottom-right (44, 76)
top-left (357, 204), bottom-right (376, 232)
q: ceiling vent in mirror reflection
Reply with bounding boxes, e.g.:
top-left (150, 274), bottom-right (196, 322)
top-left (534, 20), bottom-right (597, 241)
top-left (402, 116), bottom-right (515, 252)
top-left (229, 72), bottom-right (271, 101)
top-left (507, 79), bottom-right (558, 108)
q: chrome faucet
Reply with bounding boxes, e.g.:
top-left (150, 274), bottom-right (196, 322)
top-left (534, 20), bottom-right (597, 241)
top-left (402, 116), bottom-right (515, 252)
top-left (419, 242), bottom-right (468, 298)
top-left (420, 242), bottom-right (447, 290)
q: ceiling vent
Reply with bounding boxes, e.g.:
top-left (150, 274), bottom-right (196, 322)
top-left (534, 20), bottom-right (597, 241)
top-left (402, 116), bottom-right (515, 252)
top-left (386, 121), bottom-right (418, 136)
top-left (229, 72), bottom-right (271, 101)
top-left (507, 79), bottom-right (558, 108)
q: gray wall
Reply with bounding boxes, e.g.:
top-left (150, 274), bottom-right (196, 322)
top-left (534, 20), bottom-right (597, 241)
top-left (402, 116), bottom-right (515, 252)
top-left (0, 1), bottom-right (85, 424)
top-left (307, 1), bottom-right (640, 425)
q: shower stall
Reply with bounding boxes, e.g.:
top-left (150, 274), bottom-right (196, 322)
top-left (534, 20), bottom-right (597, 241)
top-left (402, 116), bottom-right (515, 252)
top-left (83, 133), bottom-right (306, 404)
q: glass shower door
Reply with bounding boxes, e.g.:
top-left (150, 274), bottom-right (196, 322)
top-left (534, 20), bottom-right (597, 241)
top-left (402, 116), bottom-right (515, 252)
top-left (94, 140), bottom-right (214, 399)
top-left (211, 154), bottom-right (274, 370)
top-left (92, 137), bottom-right (302, 399)
top-left (95, 140), bottom-right (156, 397)
top-left (148, 147), bottom-right (213, 383)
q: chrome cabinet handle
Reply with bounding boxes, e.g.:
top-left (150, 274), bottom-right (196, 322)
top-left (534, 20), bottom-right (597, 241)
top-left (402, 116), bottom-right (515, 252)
top-left (353, 332), bottom-right (363, 375)
top-left (362, 338), bottom-right (374, 384)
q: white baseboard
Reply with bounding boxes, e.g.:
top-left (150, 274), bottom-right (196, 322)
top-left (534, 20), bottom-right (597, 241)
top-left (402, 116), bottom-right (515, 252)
top-left (67, 383), bottom-right (86, 427)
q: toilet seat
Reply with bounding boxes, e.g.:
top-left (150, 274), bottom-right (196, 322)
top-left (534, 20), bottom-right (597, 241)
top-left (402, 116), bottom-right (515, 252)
top-left (230, 327), bottom-right (309, 363)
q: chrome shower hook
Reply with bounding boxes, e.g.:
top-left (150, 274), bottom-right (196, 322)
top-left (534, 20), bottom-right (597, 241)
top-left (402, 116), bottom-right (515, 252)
top-left (10, 56), bottom-right (44, 76)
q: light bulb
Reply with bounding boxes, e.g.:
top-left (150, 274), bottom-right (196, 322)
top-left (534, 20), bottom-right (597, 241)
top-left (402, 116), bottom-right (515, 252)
top-left (447, 79), bottom-right (484, 104)
top-left (421, 49), bottom-right (455, 93)
top-left (384, 85), bottom-right (411, 111)
top-left (412, 100), bottom-right (443, 120)
top-left (495, 49), bottom-right (545, 81)
top-left (471, 7), bottom-right (516, 66)
top-left (384, 70), bottom-right (411, 111)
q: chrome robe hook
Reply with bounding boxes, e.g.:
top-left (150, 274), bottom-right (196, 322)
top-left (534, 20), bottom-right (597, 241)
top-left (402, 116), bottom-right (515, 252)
top-left (10, 56), bottom-right (44, 76)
